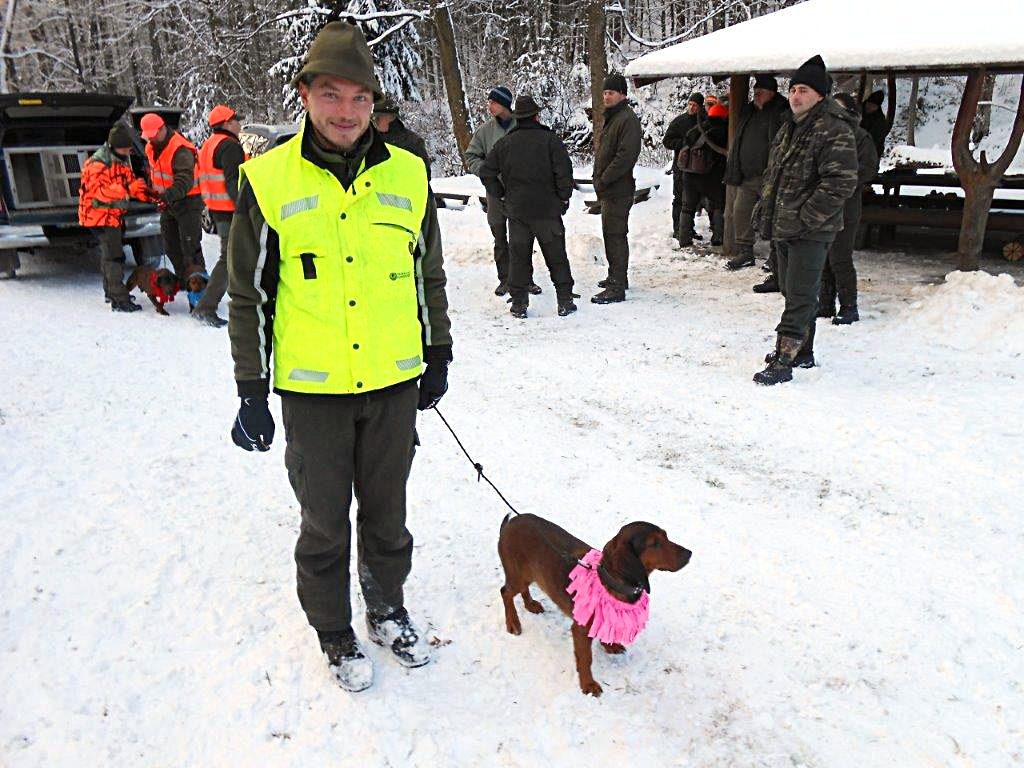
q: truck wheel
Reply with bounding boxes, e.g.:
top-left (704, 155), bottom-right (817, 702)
top-left (1, 249), bottom-right (22, 278)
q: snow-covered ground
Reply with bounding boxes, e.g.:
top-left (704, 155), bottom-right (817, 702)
top-left (2, 187), bottom-right (1023, 767)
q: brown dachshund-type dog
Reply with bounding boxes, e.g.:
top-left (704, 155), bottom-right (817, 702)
top-left (497, 513), bottom-right (691, 697)
top-left (125, 264), bottom-right (179, 315)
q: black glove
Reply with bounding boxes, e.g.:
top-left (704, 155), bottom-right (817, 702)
top-left (560, 199), bottom-right (570, 215)
top-left (231, 396), bottom-right (274, 451)
top-left (418, 363), bottom-right (449, 411)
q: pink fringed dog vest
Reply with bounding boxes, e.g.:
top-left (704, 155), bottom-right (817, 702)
top-left (566, 549), bottom-right (650, 645)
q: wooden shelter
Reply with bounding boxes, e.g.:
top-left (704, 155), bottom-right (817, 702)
top-left (624, 0), bottom-right (1024, 270)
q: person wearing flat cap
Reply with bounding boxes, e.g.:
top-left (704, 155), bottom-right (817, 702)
top-left (227, 21), bottom-right (453, 692)
top-left (751, 54), bottom-right (858, 386)
top-left (77, 122), bottom-right (154, 312)
top-left (373, 97), bottom-right (431, 178)
top-left (480, 95), bottom-right (577, 318)
top-left (591, 73), bottom-right (642, 304)
top-left (192, 103), bottom-right (245, 327)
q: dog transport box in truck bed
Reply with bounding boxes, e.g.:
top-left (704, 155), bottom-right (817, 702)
top-left (0, 92), bottom-right (162, 278)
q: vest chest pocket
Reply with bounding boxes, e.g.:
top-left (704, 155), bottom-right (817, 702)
top-left (371, 218), bottom-right (417, 289)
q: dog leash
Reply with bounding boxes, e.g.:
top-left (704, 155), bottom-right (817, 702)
top-left (431, 407), bottom-right (645, 602)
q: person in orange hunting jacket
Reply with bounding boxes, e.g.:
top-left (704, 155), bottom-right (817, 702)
top-left (78, 122), bottom-right (154, 311)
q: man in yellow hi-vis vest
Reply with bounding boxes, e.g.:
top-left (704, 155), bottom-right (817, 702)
top-left (227, 21), bottom-right (452, 693)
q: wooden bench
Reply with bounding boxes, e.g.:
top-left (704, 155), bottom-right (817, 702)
top-left (575, 177), bottom-right (660, 214)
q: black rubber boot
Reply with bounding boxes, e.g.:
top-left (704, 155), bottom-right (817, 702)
top-left (557, 297), bottom-right (577, 316)
top-left (527, 282), bottom-right (542, 295)
top-left (833, 305), bottom-right (860, 325)
top-left (726, 247), bottom-right (755, 270)
top-left (752, 275), bottom-right (779, 294)
top-left (111, 298), bottom-right (142, 313)
top-left (494, 281), bottom-right (508, 296)
top-left (510, 300), bottom-right (528, 319)
top-left (590, 287), bottom-right (625, 304)
top-left (597, 278), bottom-right (629, 290)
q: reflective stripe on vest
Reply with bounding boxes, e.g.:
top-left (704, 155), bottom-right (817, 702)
top-left (145, 131), bottom-right (200, 197)
top-left (197, 132), bottom-right (241, 212)
top-left (239, 120), bottom-right (429, 395)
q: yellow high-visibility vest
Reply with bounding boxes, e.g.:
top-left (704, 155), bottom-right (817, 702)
top-left (240, 122), bottom-right (429, 395)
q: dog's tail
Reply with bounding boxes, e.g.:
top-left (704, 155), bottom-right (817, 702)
top-left (500, 511), bottom-right (515, 532)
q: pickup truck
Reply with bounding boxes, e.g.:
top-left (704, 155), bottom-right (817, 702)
top-left (0, 92), bottom-right (163, 278)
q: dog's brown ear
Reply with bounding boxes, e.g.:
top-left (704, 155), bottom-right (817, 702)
top-left (125, 271), bottom-right (137, 291)
top-left (602, 528), bottom-right (651, 595)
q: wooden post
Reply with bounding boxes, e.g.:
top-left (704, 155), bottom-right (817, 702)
top-left (728, 73), bottom-right (747, 147)
top-left (886, 73), bottom-right (897, 127)
top-left (857, 71), bottom-right (868, 103)
top-left (951, 68), bottom-right (1024, 270)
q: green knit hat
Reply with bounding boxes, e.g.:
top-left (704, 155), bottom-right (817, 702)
top-left (107, 122), bottom-right (134, 149)
top-left (292, 21), bottom-right (383, 99)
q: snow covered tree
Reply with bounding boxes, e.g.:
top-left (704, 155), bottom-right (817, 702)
top-left (272, 0), bottom-right (424, 119)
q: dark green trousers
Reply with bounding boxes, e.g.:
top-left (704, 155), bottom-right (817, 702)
top-left (95, 226), bottom-right (130, 302)
top-left (508, 217), bottom-right (574, 302)
top-left (486, 193), bottom-right (510, 282)
top-left (282, 383), bottom-right (418, 632)
top-left (193, 211), bottom-right (230, 314)
top-left (600, 194), bottom-right (633, 290)
top-left (160, 196), bottom-right (205, 279)
top-left (775, 238), bottom-right (831, 342)
top-left (822, 194), bottom-right (862, 309)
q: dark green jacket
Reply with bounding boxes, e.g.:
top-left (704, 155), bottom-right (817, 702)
top-left (227, 126), bottom-right (452, 398)
top-left (753, 98), bottom-right (859, 242)
top-left (724, 93), bottom-right (791, 185)
top-left (480, 120), bottom-right (574, 220)
top-left (594, 100), bottom-right (642, 199)
top-left (380, 117), bottom-right (431, 179)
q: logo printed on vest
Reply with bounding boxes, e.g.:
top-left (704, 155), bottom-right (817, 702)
top-left (389, 270), bottom-right (411, 281)
top-left (376, 192), bottom-right (412, 211)
top-left (280, 195), bottom-right (319, 220)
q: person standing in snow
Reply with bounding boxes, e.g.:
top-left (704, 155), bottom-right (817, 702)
top-left (191, 104), bottom-right (245, 328)
top-left (465, 86), bottom-right (534, 297)
top-left (675, 101), bottom-right (729, 247)
top-left (480, 95), bottom-right (576, 318)
top-left (78, 122), bottom-right (155, 312)
top-left (591, 73), bottom-right (642, 305)
top-left (751, 55), bottom-right (858, 385)
top-left (663, 92), bottom-right (705, 243)
top-left (818, 92), bottom-right (880, 325)
top-left (373, 97), bottom-right (431, 178)
top-left (227, 21), bottom-right (453, 692)
top-left (860, 89), bottom-right (891, 159)
top-left (723, 74), bottom-right (791, 276)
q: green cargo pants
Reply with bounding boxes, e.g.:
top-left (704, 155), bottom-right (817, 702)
top-left (282, 383), bottom-right (418, 632)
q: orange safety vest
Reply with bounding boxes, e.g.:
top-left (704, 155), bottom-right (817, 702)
top-left (197, 132), bottom-right (244, 212)
top-left (145, 131), bottom-right (200, 198)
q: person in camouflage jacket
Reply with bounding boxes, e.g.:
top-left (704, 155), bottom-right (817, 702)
top-left (751, 55), bottom-right (858, 386)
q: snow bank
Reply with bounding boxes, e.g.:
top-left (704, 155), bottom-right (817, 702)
top-left (902, 270), bottom-right (1024, 354)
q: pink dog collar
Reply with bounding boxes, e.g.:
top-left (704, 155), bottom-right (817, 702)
top-left (567, 549), bottom-right (650, 646)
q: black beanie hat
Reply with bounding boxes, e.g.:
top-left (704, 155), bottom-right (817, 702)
top-left (688, 92), bottom-right (704, 106)
top-left (866, 89), bottom-right (885, 106)
top-left (753, 74), bottom-right (778, 92)
top-left (603, 73), bottom-right (627, 95)
top-left (107, 122), bottom-right (134, 149)
top-left (488, 86), bottom-right (513, 111)
top-left (789, 54), bottom-right (831, 97)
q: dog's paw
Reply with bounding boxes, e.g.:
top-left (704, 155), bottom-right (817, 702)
top-left (601, 642), bottom-right (626, 655)
top-left (580, 680), bottom-right (603, 697)
top-left (523, 599), bottom-right (544, 614)
top-left (505, 619), bottom-right (522, 635)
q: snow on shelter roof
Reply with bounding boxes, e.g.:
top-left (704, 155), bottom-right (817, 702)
top-left (624, 0), bottom-right (1024, 84)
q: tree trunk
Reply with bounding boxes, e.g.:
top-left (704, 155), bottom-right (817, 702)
top-left (906, 76), bottom-right (920, 146)
top-left (430, 1), bottom-right (472, 166)
top-left (972, 73), bottom-right (996, 144)
top-left (952, 69), bottom-right (1024, 270)
top-left (587, 0), bottom-right (607, 158)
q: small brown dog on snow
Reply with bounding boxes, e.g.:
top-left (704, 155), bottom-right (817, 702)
top-left (125, 264), bottom-right (179, 315)
top-left (497, 512), bottom-right (691, 696)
